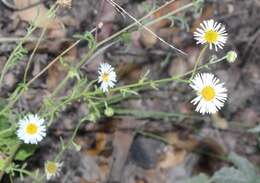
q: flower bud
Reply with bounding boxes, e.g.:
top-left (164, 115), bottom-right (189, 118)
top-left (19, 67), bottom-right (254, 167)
top-left (89, 113), bottom-right (97, 123)
top-left (104, 107), bottom-right (114, 117)
top-left (226, 51), bottom-right (237, 63)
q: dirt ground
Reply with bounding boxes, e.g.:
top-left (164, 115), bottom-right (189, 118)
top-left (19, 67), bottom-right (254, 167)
top-left (0, 0), bottom-right (260, 182)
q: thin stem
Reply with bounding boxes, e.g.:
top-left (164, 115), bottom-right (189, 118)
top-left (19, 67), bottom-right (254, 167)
top-left (145, 0), bottom-right (199, 28)
top-left (27, 40), bottom-right (81, 86)
top-left (97, 0), bottom-right (196, 48)
top-left (0, 125), bottom-right (16, 138)
top-left (55, 120), bottom-right (84, 161)
top-left (86, 54), bottom-right (227, 98)
top-left (0, 87), bottom-right (25, 116)
top-left (106, 0), bottom-right (186, 55)
top-left (136, 130), bottom-right (169, 144)
top-left (0, 142), bottom-right (22, 180)
top-left (115, 108), bottom-right (203, 120)
top-left (23, 27), bottom-right (47, 82)
top-left (50, 75), bottom-right (70, 97)
top-left (190, 45), bottom-right (208, 80)
top-left (0, 0), bottom-right (196, 115)
top-left (0, 26), bottom-right (37, 89)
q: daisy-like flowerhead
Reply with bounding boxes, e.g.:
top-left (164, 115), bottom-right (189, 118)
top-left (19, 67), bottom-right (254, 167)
top-left (45, 161), bottom-right (63, 180)
top-left (17, 114), bottom-right (46, 144)
top-left (190, 73), bottom-right (228, 115)
top-left (98, 63), bottom-right (117, 92)
top-left (194, 19), bottom-right (228, 51)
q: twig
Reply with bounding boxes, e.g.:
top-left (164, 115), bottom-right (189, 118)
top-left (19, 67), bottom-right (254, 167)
top-left (106, 0), bottom-right (187, 55)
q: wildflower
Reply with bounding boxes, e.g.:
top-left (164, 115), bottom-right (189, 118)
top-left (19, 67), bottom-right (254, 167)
top-left (45, 161), bottom-right (63, 180)
top-left (190, 73), bottom-right (227, 115)
top-left (17, 114), bottom-right (46, 144)
top-left (57, 0), bottom-right (72, 8)
top-left (226, 51), bottom-right (237, 63)
top-left (194, 19), bottom-right (228, 51)
top-left (98, 63), bottom-right (117, 92)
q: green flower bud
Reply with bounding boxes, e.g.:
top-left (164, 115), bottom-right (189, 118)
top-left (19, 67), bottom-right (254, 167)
top-left (226, 51), bottom-right (237, 63)
top-left (104, 107), bottom-right (114, 117)
top-left (89, 113), bottom-right (97, 123)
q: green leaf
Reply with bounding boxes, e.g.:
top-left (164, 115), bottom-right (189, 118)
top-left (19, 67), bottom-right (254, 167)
top-left (0, 100), bottom-right (11, 131)
top-left (248, 125), bottom-right (260, 133)
top-left (15, 144), bottom-right (36, 161)
top-left (182, 173), bottom-right (210, 183)
top-left (212, 167), bottom-right (249, 183)
top-left (0, 159), bottom-right (5, 170)
top-left (228, 152), bottom-right (256, 179)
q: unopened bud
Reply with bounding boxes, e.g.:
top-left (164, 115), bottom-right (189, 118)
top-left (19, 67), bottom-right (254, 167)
top-left (104, 107), bottom-right (114, 117)
top-left (226, 51), bottom-right (237, 63)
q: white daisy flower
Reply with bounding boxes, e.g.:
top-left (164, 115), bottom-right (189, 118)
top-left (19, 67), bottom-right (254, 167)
top-left (194, 19), bottom-right (228, 51)
top-left (17, 114), bottom-right (46, 144)
top-left (98, 63), bottom-right (117, 92)
top-left (190, 73), bottom-right (228, 115)
top-left (45, 161), bottom-right (63, 180)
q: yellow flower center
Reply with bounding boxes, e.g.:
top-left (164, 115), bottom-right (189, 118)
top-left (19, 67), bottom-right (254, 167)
top-left (46, 162), bottom-right (58, 174)
top-left (102, 72), bottom-right (109, 82)
top-left (26, 123), bottom-right (38, 135)
top-left (204, 30), bottom-right (219, 43)
top-left (201, 86), bottom-right (215, 101)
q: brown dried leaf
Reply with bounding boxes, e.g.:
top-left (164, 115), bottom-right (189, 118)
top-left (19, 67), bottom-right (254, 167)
top-left (140, 0), bottom-right (190, 48)
top-left (14, 0), bottom-right (62, 29)
top-left (159, 146), bottom-right (186, 169)
top-left (86, 132), bottom-right (107, 156)
top-left (191, 5), bottom-right (214, 32)
top-left (164, 132), bottom-right (198, 151)
top-left (47, 45), bottom-right (76, 91)
top-left (211, 113), bottom-right (229, 129)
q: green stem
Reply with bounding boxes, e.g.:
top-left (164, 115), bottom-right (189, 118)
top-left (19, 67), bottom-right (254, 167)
top-left (145, 0), bottom-right (199, 27)
top-left (0, 87), bottom-right (26, 116)
top-left (0, 142), bottom-right (22, 180)
top-left (136, 130), bottom-right (169, 144)
top-left (0, 26), bottom-right (37, 89)
top-left (86, 54), bottom-right (226, 97)
top-left (0, 125), bottom-right (16, 138)
top-left (0, 0), bottom-right (196, 115)
top-left (115, 108), bottom-right (203, 120)
top-left (23, 27), bottom-right (47, 82)
top-left (190, 45), bottom-right (208, 80)
top-left (55, 120), bottom-right (84, 161)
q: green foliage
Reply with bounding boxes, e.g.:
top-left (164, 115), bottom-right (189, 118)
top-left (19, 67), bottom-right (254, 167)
top-left (183, 174), bottom-right (209, 183)
top-left (0, 0), bottom-right (253, 182)
top-left (192, 0), bottom-right (205, 13)
top-left (74, 31), bottom-right (97, 49)
top-left (248, 125), bottom-right (260, 133)
top-left (168, 16), bottom-right (190, 31)
top-left (15, 144), bottom-right (36, 161)
top-left (182, 152), bottom-right (260, 183)
top-left (0, 104), bottom-right (10, 131)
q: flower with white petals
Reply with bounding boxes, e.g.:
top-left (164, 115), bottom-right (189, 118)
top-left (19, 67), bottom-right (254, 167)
top-left (17, 114), bottom-right (46, 144)
top-left (98, 63), bottom-right (117, 92)
top-left (45, 161), bottom-right (63, 180)
top-left (190, 73), bottom-right (227, 115)
top-left (194, 19), bottom-right (228, 51)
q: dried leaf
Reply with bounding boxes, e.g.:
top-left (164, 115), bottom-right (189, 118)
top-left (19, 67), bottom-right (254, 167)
top-left (86, 133), bottom-right (107, 156)
top-left (140, 0), bottom-right (189, 48)
top-left (14, 0), bottom-right (64, 36)
top-left (159, 146), bottom-right (186, 169)
top-left (211, 113), bottom-right (229, 129)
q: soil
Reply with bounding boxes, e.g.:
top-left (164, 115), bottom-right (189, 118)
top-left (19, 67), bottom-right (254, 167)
top-left (0, 0), bottom-right (259, 183)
